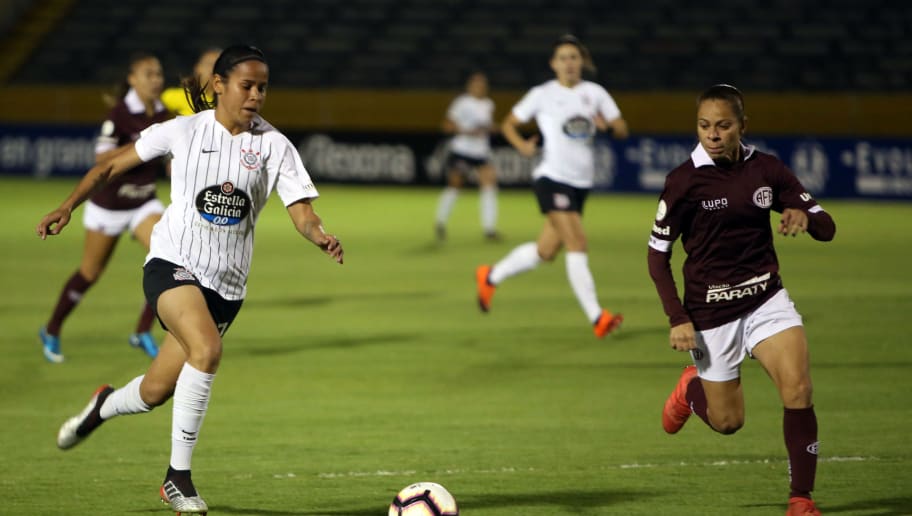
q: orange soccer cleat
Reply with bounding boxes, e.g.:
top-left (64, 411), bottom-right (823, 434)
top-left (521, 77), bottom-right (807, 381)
top-left (593, 309), bottom-right (623, 338)
top-left (662, 365), bottom-right (698, 434)
top-left (475, 265), bottom-right (495, 312)
top-left (787, 497), bottom-right (821, 516)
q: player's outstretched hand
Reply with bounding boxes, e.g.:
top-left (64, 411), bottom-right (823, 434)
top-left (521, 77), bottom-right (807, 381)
top-left (778, 208), bottom-right (808, 237)
top-left (36, 208), bottom-right (72, 240)
top-left (318, 234), bottom-right (344, 264)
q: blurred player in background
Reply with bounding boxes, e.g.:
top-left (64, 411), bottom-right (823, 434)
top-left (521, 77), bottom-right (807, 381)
top-left (37, 45), bottom-right (343, 514)
top-left (648, 84), bottom-right (834, 516)
top-left (434, 71), bottom-right (500, 241)
top-left (476, 34), bottom-right (628, 338)
top-left (161, 47), bottom-right (221, 116)
top-left (39, 52), bottom-right (169, 362)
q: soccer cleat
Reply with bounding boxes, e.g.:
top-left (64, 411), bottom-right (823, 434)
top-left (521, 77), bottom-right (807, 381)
top-left (475, 265), bottom-right (496, 312)
top-left (593, 310), bottom-right (623, 338)
top-left (129, 332), bottom-right (159, 358)
top-left (662, 365), bottom-right (698, 434)
top-left (39, 327), bottom-right (64, 363)
top-left (161, 478), bottom-right (208, 514)
top-left (57, 384), bottom-right (114, 449)
top-left (787, 496), bottom-right (821, 516)
top-left (484, 230), bottom-right (503, 242)
top-left (435, 223), bottom-right (446, 241)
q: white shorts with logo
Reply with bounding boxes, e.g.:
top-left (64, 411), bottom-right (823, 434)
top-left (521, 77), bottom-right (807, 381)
top-left (691, 289), bottom-right (803, 382)
top-left (83, 199), bottom-right (165, 237)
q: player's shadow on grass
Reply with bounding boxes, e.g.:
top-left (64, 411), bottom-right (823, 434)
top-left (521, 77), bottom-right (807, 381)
top-left (460, 488), bottom-right (651, 511)
top-left (746, 496), bottom-right (912, 516)
top-left (245, 290), bottom-right (438, 309)
top-left (205, 506), bottom-right (379, 515)
top-left (231, 332), bottom-right (421, 356)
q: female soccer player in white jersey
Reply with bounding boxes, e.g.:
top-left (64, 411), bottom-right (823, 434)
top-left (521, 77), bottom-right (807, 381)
top-left (434, 71), bottom-right (501, 241)
top-left (36, 45), bottom-right (343, 514)
top-left (649, 85), bottom-right (834, 516)
top-left (475, 34), bottom-right (628, 338)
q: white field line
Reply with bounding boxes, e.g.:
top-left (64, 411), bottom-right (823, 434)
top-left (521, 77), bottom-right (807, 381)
top-left (315, 456), bottom-right (878, 479)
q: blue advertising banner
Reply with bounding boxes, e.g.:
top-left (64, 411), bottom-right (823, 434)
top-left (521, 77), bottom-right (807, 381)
top-left (2, 124), bottom-right (910, 199)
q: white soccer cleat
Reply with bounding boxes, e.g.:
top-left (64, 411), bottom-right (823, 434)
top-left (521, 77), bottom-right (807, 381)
top-left (57, 384), bottom-right (114, 450)
top-left (161, 480), bottom-right (209, 514)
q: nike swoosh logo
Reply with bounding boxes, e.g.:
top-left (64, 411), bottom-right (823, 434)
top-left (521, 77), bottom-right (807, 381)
top-left (201, 149), bottom-right (218, 153)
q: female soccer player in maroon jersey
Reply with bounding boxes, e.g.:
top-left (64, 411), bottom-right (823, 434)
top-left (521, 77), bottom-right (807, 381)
top-left (39, 52), bottom-right (169, 362)
top-left (647, 84), bottom-right (835, 516)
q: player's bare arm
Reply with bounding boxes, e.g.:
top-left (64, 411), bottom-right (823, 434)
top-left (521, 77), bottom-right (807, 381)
top-left (501, 113), bottom-right (538, 157)
top-left (287, 199), bottom-right (344, 264)
top-left (36, 143), bottom-right (144, 239)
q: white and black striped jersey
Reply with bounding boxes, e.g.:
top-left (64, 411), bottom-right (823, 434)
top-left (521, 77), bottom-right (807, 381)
top-left (134, 110), bottom-right (318, 300)
top-left (512, 79), bottom-right (621, 189)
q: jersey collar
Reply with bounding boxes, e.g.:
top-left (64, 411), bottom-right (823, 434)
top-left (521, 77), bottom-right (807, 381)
top-left (124, 88), bottom-right (166, 115)
top-left (691, 142), bottom-right (755, 168)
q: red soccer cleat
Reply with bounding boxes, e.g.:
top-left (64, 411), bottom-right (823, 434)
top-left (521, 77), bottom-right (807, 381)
top-left (787, 497), bottom-right (821, 516)
top-left (593, 309), bottom-right (623, 338)
top-left (662, 365), bottom-right (698, 434)
top-left (475, 265), bottom-right (495, 312)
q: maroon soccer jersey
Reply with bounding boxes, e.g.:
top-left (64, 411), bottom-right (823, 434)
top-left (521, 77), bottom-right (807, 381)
top-left (648, 143), bottom-right (835, 330)
top-left (90, 89), bottom-right (170, 210)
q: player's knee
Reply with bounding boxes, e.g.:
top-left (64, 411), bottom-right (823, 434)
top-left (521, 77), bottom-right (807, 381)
top-left (709, 414), bottom-right (744, 435)
top-left (187, 339), bottom-right (222, 372)
top-left (538, 248), bottom-right (558, 261)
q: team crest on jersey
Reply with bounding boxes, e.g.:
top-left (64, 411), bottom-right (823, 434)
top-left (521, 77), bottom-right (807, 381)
top-left (562, 115), bottom-right (594, 139)
top-left (196, 182), bottom-right (252, 226)
top-left (691, 349), bottom-right (704, 361)
top-left (753, 186), bottom-right (773, 208)
top-left (240, 148), bottom-right (261, 170)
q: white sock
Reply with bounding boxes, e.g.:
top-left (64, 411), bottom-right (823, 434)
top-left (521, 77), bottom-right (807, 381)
top-left (566, 252), bottom-right (603, 322)
top-left (99, 375), bottom-right (152, 419)
top-left (170, 363), bottom-right (215, 471)
top-left (489, 242), bottom-right (540, 285)
top-left (435, 187), bottom-right (459, 225)
top-left (480, 185), bottom-right (498, 232)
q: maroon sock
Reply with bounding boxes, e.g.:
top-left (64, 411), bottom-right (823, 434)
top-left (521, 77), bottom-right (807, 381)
top-left (46, 272), bottom-right (93, 336)
top-left (684, 376), bottom-right (712, 427)
top-left (784, 406), bottom-right (818, 498)
top-left (135, 302), bottom-right (156, 334)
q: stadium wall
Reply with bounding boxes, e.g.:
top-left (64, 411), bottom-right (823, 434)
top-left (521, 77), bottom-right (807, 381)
top-left (2, 86), bottom-right (912, 137)
top-left (2, 87), bottom-right (911, 200)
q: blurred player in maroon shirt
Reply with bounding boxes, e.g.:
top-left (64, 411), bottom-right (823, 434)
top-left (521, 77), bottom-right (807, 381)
top-left (647, 85), bottom-right (835, 516)
top-left (39, 52), bottom-right (170, 363)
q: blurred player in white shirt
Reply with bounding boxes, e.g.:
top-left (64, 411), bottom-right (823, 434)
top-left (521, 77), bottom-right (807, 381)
top-left (434, 71), bottom-right (501, 241)
top-left (37, 45), bottom-right (343, 514)
top-left (476, 35), bottom-right (628, 338)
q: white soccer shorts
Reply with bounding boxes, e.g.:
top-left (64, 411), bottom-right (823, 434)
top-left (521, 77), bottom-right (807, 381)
top-left (83, 199), bottom-right (165, 237)
top-left (691, 289), bottom-right (804, 382)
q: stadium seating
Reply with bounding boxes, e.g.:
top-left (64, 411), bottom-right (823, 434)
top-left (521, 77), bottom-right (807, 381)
top-left (4, 0), bottom-right (909, 91)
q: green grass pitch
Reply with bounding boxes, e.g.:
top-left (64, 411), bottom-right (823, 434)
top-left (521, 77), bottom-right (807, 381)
top-left (1, 177), bottom-right (910, 515)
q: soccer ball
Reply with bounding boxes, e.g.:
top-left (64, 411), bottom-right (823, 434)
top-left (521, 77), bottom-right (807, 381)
top-left (388, 482), bottom-right (459, 516)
